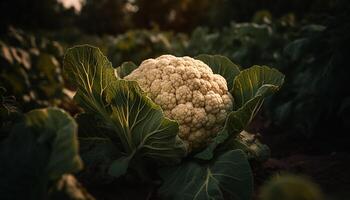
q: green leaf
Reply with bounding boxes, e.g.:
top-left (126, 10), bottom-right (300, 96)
top-left (106, 80), bottom-right (186, 165)
top-left (229, 65), bottom-right (283, 136)
top-left (0, 108), bottom-right (82, 200)
top-left (195, 54), bottom-right (241, 90)
top-left (63, 44), bottom-right (117, 114)
top-left (116, 61), bottom-right (138, 78)
top-left (195, 66), bottom-right (284, 160)
top-left (231, 65), bottom-right (284, 109)
top-left (159, 150), bottom-right (253, 200)
top-left (24, 108), bottom-right (83, 179)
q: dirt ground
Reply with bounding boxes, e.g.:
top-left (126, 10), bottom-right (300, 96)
top-left (251, 115), bottom-right (350, 200)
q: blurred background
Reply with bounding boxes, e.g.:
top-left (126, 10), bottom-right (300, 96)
top-left (1, 0), bottom-right (350, 199)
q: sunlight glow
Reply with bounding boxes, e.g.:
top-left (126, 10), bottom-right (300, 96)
top-left (58, 0), bottom-right (83, 11)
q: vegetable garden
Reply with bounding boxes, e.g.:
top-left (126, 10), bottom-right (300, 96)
top-left (1, 0), bottom-right (350, 199)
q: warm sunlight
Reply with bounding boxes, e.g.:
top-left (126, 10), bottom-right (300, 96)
top-left (58, 0), bottom-right (82, 11)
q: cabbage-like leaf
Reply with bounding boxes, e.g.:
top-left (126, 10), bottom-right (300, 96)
top-left (159, 150), bottom-right (253, 200)
top-left (227, 66), bottom-right (284, 138)
top-left (26, 108), bottom-right (83, 179)
top-left (106, 80), bottom-right (186, 165)
top-left (116, 61), bottom-right (138, 78)
top-left (63, 44), bottom-right (117, 114)
top-left (64, 45), bottom-right (186, 178)
top-left (0, 108), bottom-right (82, 199)
top-left (196, 65), bottom-right (284, 160)
top-left (195, 54), bottom-right (240, 90)
top-left (231, 65), bottom-right (284, 109)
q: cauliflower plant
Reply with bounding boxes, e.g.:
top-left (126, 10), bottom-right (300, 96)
top-left (125, 55), bottom-right (233, 151)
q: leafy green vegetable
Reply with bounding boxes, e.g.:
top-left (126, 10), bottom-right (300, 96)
top-left (63, 44), bottom-right (117, 115)
top-left (159, 150), bottom-right (253, 200)
top-left (63, 45), bottom-right (283, 199)
top-left (64, 45), bottom-right (186, 178)
top-left (0, 107), bottom-right (82, 199)
top-left (232, 65), bottom-right (284, 109)
top-left (26, 108), bottom-right (83, 179)
top-left (0, 27), bottom-right (65, 111)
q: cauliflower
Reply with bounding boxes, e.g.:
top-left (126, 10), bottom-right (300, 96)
top-left (125, 55), bottom-right (233, 151)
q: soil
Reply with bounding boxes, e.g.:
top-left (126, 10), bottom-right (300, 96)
top-left (250, 115), bottom-right (350, 200)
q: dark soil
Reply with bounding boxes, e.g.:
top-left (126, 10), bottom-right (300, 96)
top-left (251, 115), bottom-right (350, 200)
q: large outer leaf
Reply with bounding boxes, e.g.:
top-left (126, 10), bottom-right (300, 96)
top-left (63, 44), bottom-right (117, 115)
top-left (196, 65), bottom-right (284, 160)
top-left (26, 108), bottom-right (83, 179)
top-left (227, 65), bottom-right (284, 137)
top-left (64, 45), bottom-right (186, 177)
top-left (159, 150), bottom-right (253, 200)
top-left (195, 54), bottom-right (241, 90)
top-left (0, 108), bottom-right (82, 200)
top-left (106, 80), bottom-right (186, 165)
top-left (231, 65), bottom-right (284, 109)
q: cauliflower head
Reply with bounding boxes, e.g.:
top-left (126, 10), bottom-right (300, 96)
top-left (124, 55), bottom-right (233, 151)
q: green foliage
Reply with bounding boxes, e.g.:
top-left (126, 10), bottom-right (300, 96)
top-left (186, 22), bottom-right (294, 68)
top-left (0, 27), bottom-right (65, 111)
top-left (107, 29), bottom-right (187, 67)
top-left (231, 66), bottom-right (284, 109)
top-left (63, 45), bottom-right (186, 179)
top-left (267, 15), bottom-right (350, 137)
top-left (195, 62), bottom-right (284, 160)
top-left (0, 107), bottom-right (85, 200)
top-left (99, 14), bottom-right (348, 140)
top-left (63, 45), bottom-right (283, 199)
top-left (106, 80), bottom-right (186, 164)
top-left (103, 21), bottom-right (293, 71)
top-left (159, 150), bottom-right (253, 200)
